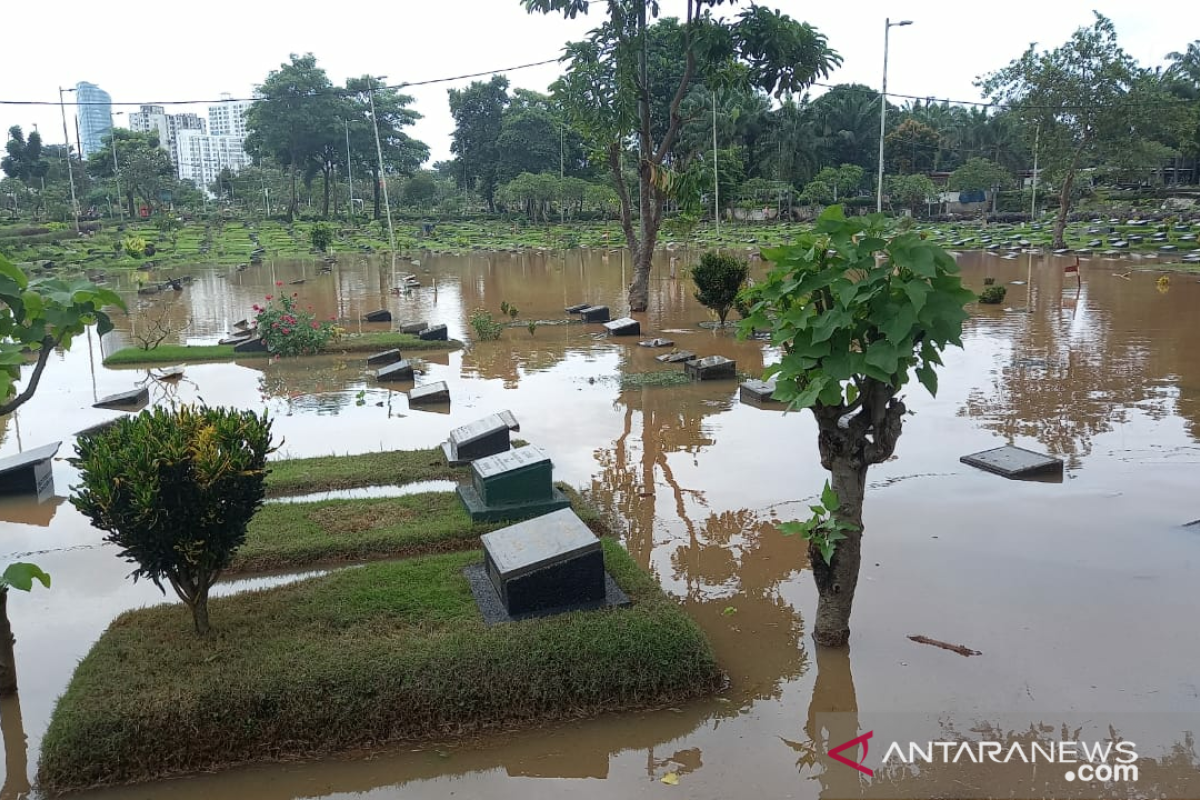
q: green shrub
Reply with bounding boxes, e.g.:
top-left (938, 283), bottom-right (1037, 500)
top-left (310, 222), bottom-right (334, 252)
top-left (253, 284), bottom-right (340, 356)
top-left (122, 236), bottom-right (146, 258)
top-left (70, 406), bottom-right (276, 635)
top-left (979, 285), bottom-right (1007, 304)
top-left (469, 309), bottom-right (505, 341)
top-left (692, 251), bottom-right (750, 324)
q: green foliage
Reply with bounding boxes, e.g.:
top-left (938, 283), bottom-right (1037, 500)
top-left (309, 221), bottom-right (334, 252)
top-left (979, 285), bottom-right (1007, 304)
top-left (469, 309), bottom-right (505, 341)
top-left (253, 286), bottom-right (339, 356)
top-left (2, 126), bottom-right (49, 186)
top-left (70, 405), bottom-right (276, 635)
top-left (527, 320), bottom-right (538, 336)
top-left (948, 157), bottom-right (1013, 193)
top-left (737, 205), bottom-right (974, 411)
top-left (812, 164), bottom-right (865, 200)
top-left (887, 174), bottom-right (939, 213)
top-left (448, 75), bottom-right (510, 208)
top-left (779, 481), bottom-right (858, 564)
top-left (692, 251), bottom-right (750, 324)
top-left (0, 254), bottom-right (123, 415)
top-left (0, 562), bottom-right (51, 592)
top-left (123, 235), bottom-right (146, 257)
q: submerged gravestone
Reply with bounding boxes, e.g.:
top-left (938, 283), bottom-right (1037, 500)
top-left (960, 445), bottom-right (1063, 479)
top-left (0, 441), bottom-right (60, 498)
top-left (655, 350), bottom-right (696, 364)
top-left (466, 507), bottom-right (627, 622)
top-left (498, 409), bottom-right (520, 432)
top-left (364, 309), bottom-right (392, 322)
top-left (580, 306), bottom-right (610, 323)
top-left (443, 413), bottom-right (511, 465)
top-left (685, 355), bottom-right (737, 380)
top-left (456, 445), bottom-right (570, 523)
top-left (218, 331), bottom-right (253, 346)
top-left (419, 324), bottom-right (448, 341)
top-left (399, 321), bottom-right (428, 334)
top-left (603, 317), bottom-right (640, 336)
top-left (740, 378), bottom-right (786, 409)
top-left (375, 360), bottom-right (415, 382)
top-left (639, 338), bottom-right (675, 348)
top-left (565, 303), bottom-right (590, 314)
top-left (93, 387), bottom-right (150, 411)
top-left (233, 336), bottom-right (269, 353)
top-left (408, 381), bottom-right (450, 405)
top-left (366, 349), bottom-right (403, 366)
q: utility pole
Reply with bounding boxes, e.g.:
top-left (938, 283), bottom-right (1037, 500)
top-left (344, 119), bottom-right (355, 219)
top-left (368, 75), bottom-right (396, 251)
top-left (1030, 121), bottom-right (1040, 220)
top-left (58, 87), bottom-right (80, 232)
top-left (713, 89), bottom-right (720, 234)
top-left (876, 18), bottom-right (913, 213)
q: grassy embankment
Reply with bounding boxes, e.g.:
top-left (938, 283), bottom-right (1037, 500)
top-left (103, 331), bottom-right (461, 367)
top-left (38, 446), bottom-right (718, 792)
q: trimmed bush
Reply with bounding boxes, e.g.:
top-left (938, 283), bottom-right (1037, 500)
top-left (692, 251), bottom-right (750, 325)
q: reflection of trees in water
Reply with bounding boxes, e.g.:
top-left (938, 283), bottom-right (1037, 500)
top-left (458, 334), bottom-right (579, 388)
top-left (1, 694), bottom-right (31, 799)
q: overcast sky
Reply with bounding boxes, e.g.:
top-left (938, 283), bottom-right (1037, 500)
top-left (2, 1), bottom-right (1196, 163)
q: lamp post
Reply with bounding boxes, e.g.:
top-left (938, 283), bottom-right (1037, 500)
top-left (58, 86), bottom-right (80, 232)
top-left (344, 118), bottom-right (354, 219)
top-left (111, 111), bottom-right (125, 221)
top-left (367, 75), bottom-right (395, 251)
top-left (876, 18), bottom-right (913, 214)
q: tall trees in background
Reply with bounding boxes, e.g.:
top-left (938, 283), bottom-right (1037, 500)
top-left (448, 75), bottom-right (510, 211)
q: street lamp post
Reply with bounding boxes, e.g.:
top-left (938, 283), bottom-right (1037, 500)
top-left (367, 75), bottom-right (395, 251)
top-left (111, 111), bottom-right (125, 222)
top-left (876, 18), bottom-right (913, 214)
top-left (344, 119), bottom-right (354, 219)
top-left (58, 86), bottom-right (80, 232)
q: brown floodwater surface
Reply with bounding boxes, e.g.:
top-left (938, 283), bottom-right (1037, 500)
top-left (2, 249), bottom-right (1200, 799)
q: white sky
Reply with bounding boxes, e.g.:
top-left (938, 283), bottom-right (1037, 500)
top-left (1, 1), bottom-right (1195, 164)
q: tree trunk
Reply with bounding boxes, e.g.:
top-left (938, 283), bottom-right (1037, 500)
top-left (322, 168), bottom-right (331, 219)
top-left (0, 590), bottom-right (16, 696)
top-left (189, 589), bottom-right (211, 636)
top-left (1053, 169), bottom-right (1076, 250)
top-left (809, 456), bottom-right (867, 647)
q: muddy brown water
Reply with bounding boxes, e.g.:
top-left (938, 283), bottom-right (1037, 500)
top-left (2, 249), bottom-right (1200, 798)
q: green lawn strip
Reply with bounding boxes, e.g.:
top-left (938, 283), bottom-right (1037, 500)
top-left (264, 446), bottom-right (462, 498)
top-left (237, 485), bottom-right (598, 574)
top-left (103, 333), bottom-right (461, 366)
top-left (37, 540), bottom-right (721, 792)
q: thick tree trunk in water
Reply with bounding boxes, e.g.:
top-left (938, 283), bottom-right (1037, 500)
top-left (1053, 169), bottom-right (1076, 250)
top-left (0, 590), bottom-right (16, 696)
top-left (809, 457), bottom-right (867, 647)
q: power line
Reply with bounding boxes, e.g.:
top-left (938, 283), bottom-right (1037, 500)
top-left (0, 58), bottom-right (564, 108)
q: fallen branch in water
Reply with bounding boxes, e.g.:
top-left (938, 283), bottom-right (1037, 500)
top-left (908, 635), bottom-right (982, 657)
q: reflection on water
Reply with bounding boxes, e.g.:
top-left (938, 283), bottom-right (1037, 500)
top-left (2, 249), bottom-right (1200, 798)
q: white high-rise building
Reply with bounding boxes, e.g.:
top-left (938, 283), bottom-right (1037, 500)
top-left (208, 95), bottom-right (252, 138)
top-left (127, 105), bottom-right (207, 163)
top-left (175, 130), bottom-right (252, 194)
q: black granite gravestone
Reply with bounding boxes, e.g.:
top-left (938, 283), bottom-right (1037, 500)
top-left (399, 321), bottom-right (428, 334)
top-left (366, 349), bottom-right (403, 366)
top-left (375, 360), bottom-right (415, 382)
top-left (580, 306), bottom-right (610, 323)
top-left (685, 355), bottom-right (736, 380)
top-left (364, 309), bottom-right (392, 322)
top-left (419, 324), bottom-right (448, 341)
top-left (655, 350), bottom-right (696, 363)
top-left (233, 336), bottom-right (269, 353)
top-left (0, 441), bottom-right (60, 497)
top-left (457, 445), bottom-right (570, 522)
top-left (565, 303), bottom-right (590, 314)
top-left (218, 332), bottom-right (253, 345)
top-left (408, 381), bottom-right (450, 405)
top-left (639, 338), bottom-right (674, 348)
top-left (442, 413), bottom-right (511, 465)
top-left (93, 387), bottom-right (150, 411)
top-left (478, 508), bottom-right (608, 618)
top-left (603, 317), bottom-right (640, 336)
top-left (960, 445), bottom-right (1063, 480)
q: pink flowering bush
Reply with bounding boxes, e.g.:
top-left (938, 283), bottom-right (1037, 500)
top-left (253, 285), bottom-right (338, 356)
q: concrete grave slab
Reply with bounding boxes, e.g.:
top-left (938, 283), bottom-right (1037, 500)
top-left (960, 445), bottom-right (1064, 479)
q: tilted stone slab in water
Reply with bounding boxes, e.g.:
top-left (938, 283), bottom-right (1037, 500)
top-left (497, 409), bottom-right (520, 432)
top-left (480, 508), bottom-right (606, 617)
top-left (218, 331), bottom-right (254, 345)
top-left (443, 413), bottom-right (511, 465)
top-left (740, 378), bottom-right (785, 408)
top-left (0, 441), bottom-right (60, 497)
top-left (960, 445), bottom-right (1063, 480)
top-left (565, 303), bottom-right (590, 314)
top-left (233, 337), bottom-right (269, 353)
top-left (366, 349), bottom-right (403, 366)
top-left (685, 355), bottom-right (737, 380)
top-left (399, 321), bottom-right (428, 334)
top-left (655, 350), bottom-right (696, 363)
top-left (363, 309), bottom-right (392, 322)
top-left (93, 387), bottom-right (150, 411)
top-left (603, 317), bottom-right (641, 336)
top-left (419, 324), bottom-right (448, 341)
top-left (408, 381), bottom-right (450, 405)
top-left (639, 338), bottom-right (675, 348)
top-left (375, 360), bottom-right (414, 382)
top-left (579, 306), bottom-right (610, 323)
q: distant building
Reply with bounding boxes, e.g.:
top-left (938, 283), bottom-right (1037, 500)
top-left (128, 105), bottom-right (207, 164)
top-left (208, 95), bottom-right (252, 138)
top-left (175, 130), bottom-right (252, 194)
top-left (75, 82), bottom-right (112, 159)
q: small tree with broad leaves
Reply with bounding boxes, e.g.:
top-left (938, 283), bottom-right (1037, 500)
top-left (738, 206), bottom-right (974, 646)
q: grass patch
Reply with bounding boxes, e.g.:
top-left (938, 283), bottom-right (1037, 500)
top-left (264, 446), bottom-right (461, 498)
top-left (103, 332), bottom-right (461, 366)
top-left (618, 370), bottom-right (695, 389)
top-left (37, 540), bottom-right (721, 792)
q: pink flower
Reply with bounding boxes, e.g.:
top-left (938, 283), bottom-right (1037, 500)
top-left (281, 328), bottom-right (291, 335)
top-left (311, 321), bottom-right (320, 329)
top-left (272, 322), bottom-right (280, 329)
top-left (252, 304), bottom-right (262, 312)
top-left (275, 281), bottom-right (284, 287)
top-left (265, 294), bottom-right (273, 301)
top-left (292, 292), bottom-right (298, 298)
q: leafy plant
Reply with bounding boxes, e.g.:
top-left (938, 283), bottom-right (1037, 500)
top-left (0, 561), bottom-right (51, 695)
top-left (310, 222), bottom-right (334, 253)
top-left (692, 251), bottom-right (750, 325)
top-left (469, 309), bottom-right (505, 341)
top-left (780, 482), bottom-right (858, 565)
top-left (70, 405), bottom-right (276, 635)
top-left (253, 283), bottom-right (339, 356)
top-left (527, 320), bottom-right (538, 337)
top-left (123, 235), bottom-right (147, 258)
top-left (979, 285), bottom-right (1007, 304)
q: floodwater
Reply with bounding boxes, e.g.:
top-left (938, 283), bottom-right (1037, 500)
top-left (2, 247), bottom-right (1200, 799)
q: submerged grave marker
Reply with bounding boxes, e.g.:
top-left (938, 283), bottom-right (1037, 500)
top-left (419, 324), bottom-right (448, 341)
top-left (375, 360), bottom-right (415, 382)
top-left (685, 355), bottom-right (737, 380)
top-left (408, 381), bottom-right (450, 405)
top-left (233, 337), bottom-right (269, 354)
top-left (603, 317), bottom-right (641, 336)
top-left (740, 378), bottom-right (786, 409)
top-left (497, 409), bottom-right (520, 432)
top-left (639, 338), bottom-right (675, 348)
top-left (93, 387), bottom-right (150, 411)
top-left (366, 349), bottom-right (403, 367)
top-left (464, 507), bottom-right (629, 623)
top-left (399, 321), bottom-right (428, 334)
top-left (960, 445), bottom-right (1063, 480)
top-left (565, 303), bottom-right (590, 314)
top-left (363, 309), bottom-right (392, 323)
top-left (655, 350), bottom-right (696, 363)
top-left (443, 413), bottom-right (511, 465)
top-left (580, 306), bottom-right (610, 323)
top-left (0, 441), bottom-right (60, 498)
top-left (456, 445), bottom-right (570, 523)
